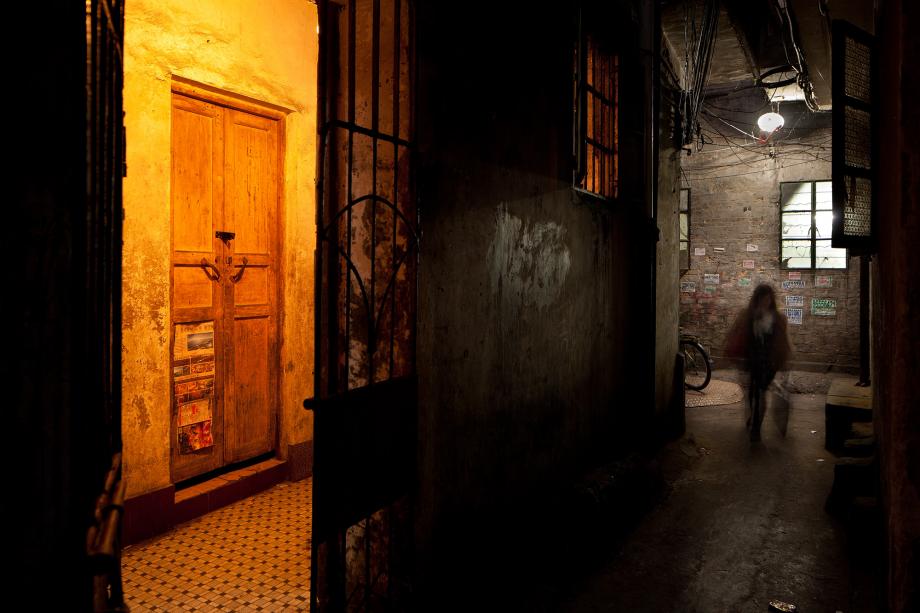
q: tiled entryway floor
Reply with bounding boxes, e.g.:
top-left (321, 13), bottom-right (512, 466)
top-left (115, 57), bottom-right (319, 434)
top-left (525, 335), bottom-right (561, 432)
top-left (122, 479), bottom-right (311, 612)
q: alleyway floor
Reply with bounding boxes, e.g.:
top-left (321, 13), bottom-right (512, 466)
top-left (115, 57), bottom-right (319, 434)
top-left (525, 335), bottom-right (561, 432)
top-left (122, 479), bottom-right (311, 612)
top-left (556, 387), bottom-right (878, 613)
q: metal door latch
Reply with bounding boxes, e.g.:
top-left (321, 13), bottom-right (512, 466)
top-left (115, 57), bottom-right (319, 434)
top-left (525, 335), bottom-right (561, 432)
top-left (215, 230), bottom-right (236, 242)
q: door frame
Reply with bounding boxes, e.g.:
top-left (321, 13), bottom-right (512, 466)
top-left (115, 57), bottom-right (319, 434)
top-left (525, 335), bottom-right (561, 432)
top-left (168, 79), bottom-right (288, 484)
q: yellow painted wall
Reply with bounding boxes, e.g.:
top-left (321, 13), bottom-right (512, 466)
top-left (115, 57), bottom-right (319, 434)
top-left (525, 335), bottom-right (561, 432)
top-left (122, 0), bottom-right (317, 498)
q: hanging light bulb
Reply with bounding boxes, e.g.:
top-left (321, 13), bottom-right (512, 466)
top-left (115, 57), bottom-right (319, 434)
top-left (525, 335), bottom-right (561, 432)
top-left (757, 111), bottom-right (785, 133)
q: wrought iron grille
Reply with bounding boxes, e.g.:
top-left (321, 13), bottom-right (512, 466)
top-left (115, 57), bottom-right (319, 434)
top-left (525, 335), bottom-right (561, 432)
top-left (832, 20), bottom-right (876, 252)
top-left (311, 0), bottom-right (417, 611)
top-left (85, 0), bottom-right (125, 482)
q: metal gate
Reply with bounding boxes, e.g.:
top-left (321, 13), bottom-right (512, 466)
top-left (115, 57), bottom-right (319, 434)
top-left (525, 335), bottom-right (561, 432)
top-left (308, 0), bottom-right (417, 611)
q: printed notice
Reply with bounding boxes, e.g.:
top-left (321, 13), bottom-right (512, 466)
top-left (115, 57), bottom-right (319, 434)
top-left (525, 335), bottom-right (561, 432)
top-left (782, 279), bottom-right (806, 290)
top-left (173, 321), bottom-right (216, 454)
top-left (738, 277), bottom-right (752, 287)
top-left (786, 308), bottom-right (804, 325)
top-left (703, 273), bottom-right (720, 285)
top-left (680, 281), bottom-right (696, 293)
top-left (785, 295), bottom-right (805, 308)
top-left (788, 272), bottom-right (802, 280)
top-left (815, 275), bottom-right (833, 288)
top-left (694, 247), bottom-right (706, 256)
top-left (812, 298), bottom-right (837, 316)
top-left (746, 244), bottom-right (759, 252)
top-left (743, 259), bottom-right (755, 269)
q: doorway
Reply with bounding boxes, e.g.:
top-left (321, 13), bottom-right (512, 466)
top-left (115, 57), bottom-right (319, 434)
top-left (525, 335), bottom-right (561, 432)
top-left (169, 88), bottom-right (282, 483)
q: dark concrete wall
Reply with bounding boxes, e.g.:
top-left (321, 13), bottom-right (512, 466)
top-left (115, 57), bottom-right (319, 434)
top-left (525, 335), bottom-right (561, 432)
top-left (680, 113), bottom-right (860, 371)
top-left (875, 2), bottom-right (920, 610)
top-left (414, 0), bottom-right (654, 598)
top-left (656, 81), bottom-right (682, 430)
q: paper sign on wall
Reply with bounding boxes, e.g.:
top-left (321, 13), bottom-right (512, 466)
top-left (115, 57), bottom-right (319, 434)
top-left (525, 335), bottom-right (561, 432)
top-left (694, 247), bottom-right (706, 256)
top-left (782, 279), bottom-right (806, 290)
top-left (815, 275), bottom-right (833, 288)
top-left (680, 281), bottom-right (696, 293)
top-left (812, 298), bottom-right (837, 316)
top-left (788, 272), bottom-right (802, 280)
top-left (785, 295), bottom-right (805, 307)
top-left (703, 273), bottom-right (720, 285)
top-left (738, 277), bottom-right (752, 287)
top-left (743, 259), bottom-right (755, 269)
top-left (746, 244), bottom-right (759, 252)
top-left (786, 308), bottom-right (804, 325)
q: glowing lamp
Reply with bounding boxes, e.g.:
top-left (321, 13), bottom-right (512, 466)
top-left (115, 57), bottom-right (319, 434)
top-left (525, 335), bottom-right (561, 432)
top-left (757, 111), bottom-right (785, 133)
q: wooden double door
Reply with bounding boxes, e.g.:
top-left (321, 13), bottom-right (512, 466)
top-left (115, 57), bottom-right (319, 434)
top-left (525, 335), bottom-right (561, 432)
top-left (169, 90), bottom-right (281, 483)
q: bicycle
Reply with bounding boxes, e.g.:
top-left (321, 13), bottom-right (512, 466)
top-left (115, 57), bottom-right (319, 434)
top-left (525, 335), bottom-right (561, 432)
top-left (680, 331), bottom-right (712, 391)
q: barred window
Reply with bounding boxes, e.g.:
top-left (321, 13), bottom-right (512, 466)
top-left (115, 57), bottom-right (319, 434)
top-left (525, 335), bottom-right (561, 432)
top-left (574, 16), bottom-right (618, 200)
top-left (781, 181), bottom-right (848, 269)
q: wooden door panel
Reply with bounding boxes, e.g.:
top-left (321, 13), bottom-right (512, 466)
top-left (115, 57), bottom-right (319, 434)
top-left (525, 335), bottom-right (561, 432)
top-left (224, 107), bottom-right (279, 464)
top-left (225, 110), bottom-right (277, 256)
top-left (172, 99), bottom-right (220, 254)
top-left (170, 94), bottom-right (225, 483)
top-left (227, 316), bottom-right (274, 461)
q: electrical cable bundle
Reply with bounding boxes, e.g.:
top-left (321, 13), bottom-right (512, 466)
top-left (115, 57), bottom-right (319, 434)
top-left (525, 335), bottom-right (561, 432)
top-left (678, 0), bottom-right (720, 147)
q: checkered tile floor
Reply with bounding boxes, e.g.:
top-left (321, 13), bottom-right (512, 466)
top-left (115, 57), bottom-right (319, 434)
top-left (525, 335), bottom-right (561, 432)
top-left (122, 479), bottom-right (312, 612)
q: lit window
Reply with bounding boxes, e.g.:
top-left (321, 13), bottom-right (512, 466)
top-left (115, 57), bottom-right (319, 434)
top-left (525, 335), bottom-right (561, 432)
top-left (573, 15), bottom-right (618, 200)
top-left (679, 189), bottom-right (690, 271)
top-left (781, 181), bottom-right (848, 269)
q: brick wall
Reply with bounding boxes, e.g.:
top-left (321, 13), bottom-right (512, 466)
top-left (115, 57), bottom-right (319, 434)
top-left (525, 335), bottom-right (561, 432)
top-left (679, 117), bottom-right (859, 371)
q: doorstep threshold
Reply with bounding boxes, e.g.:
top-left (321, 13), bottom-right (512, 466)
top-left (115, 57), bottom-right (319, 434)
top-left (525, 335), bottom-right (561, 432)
top-left (173, 457), bottom-right (288, 524)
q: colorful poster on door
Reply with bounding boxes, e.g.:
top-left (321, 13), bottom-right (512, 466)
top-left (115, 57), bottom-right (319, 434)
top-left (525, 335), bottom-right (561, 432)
top-left (178, 420), bottom-right (214, 454)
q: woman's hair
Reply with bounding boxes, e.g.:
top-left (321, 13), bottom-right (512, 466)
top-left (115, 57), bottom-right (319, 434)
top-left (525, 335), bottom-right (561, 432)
top-left (748, 283), bottom-right (778, 313)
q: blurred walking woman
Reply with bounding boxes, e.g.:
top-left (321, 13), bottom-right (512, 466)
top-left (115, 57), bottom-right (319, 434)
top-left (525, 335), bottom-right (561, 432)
top-left (725, 283), bottom-right (792, 441)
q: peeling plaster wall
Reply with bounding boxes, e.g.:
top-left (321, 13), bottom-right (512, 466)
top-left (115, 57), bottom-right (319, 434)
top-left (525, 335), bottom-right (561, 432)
top-left (122, 0), bottom-right (317, 497)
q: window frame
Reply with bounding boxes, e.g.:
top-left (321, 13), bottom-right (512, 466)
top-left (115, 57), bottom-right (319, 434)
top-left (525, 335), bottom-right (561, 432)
top-left (679, 188), bottom-right (690, 272)
top-left (779, 180), bottom-right (849, 271)
top-left (573, 5), bottom-right (619, 202)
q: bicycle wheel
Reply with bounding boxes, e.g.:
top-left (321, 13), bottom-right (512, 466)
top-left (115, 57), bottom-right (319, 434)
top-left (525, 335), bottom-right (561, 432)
top-left (681, 340), bottom-right (712, 391)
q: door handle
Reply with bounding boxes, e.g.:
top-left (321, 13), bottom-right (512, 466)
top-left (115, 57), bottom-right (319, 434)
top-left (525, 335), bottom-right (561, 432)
top-left (200, 258), bottom-right (221, 281)
top-left (230, 256), bottom-right (249, 283)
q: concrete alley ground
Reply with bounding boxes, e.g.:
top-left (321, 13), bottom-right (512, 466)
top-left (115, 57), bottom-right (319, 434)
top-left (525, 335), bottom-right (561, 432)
top-left (554, 375), bottom-right (878, 613)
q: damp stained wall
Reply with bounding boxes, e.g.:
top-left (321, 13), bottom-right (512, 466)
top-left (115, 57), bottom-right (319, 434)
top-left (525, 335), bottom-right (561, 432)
top-left (414, 1), bottom-right (655, 594)
top-left (680, 115), bottom-right (860, 371)
top-left (122, 0), bottom-right (317, 497)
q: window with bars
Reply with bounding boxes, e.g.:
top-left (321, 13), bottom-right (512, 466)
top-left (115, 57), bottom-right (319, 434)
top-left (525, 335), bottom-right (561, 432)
top-left (780, 181), bottom-right (848, 269)
top-left (679, 188), bottom-right (690, 271)
top-left (573, 15), bottom-right (618, 200)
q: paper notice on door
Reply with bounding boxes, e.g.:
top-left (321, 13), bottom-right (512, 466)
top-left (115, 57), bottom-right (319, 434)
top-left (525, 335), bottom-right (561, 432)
top-left (174, 321), bottom-right (215, 361)
top-left (178, 398), bottom-right (212, 427)
top-left (178, 419), bottom-right (214, 454)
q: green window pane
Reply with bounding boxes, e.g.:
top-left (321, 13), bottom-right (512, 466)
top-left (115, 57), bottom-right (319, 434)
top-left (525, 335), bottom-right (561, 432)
top-left (679, 213), bottom-right (688, 241)
top-left (815, 210), bottom-right (833, 239)
top-left (782, 240), bottom-right (812, 268)
top-left (781, 182), bottom-right (812, 211)
top-left (782, 212), bottom-right (812, 238)
top-left (816, 240), bottom-right (847, 269)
